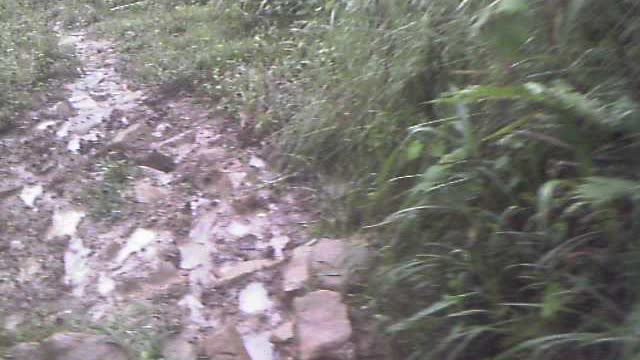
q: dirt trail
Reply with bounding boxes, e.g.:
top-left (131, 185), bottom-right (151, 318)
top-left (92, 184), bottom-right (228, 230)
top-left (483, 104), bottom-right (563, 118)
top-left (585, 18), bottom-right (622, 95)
top-left (0, 32), bottom-right (370, 359)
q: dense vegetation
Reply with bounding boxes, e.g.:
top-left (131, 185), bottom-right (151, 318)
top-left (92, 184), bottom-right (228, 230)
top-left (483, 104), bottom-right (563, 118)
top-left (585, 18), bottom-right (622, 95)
top-left (4, 0), bottom-right (640, 359)
top-left (0, 1), bottom-right (72, 130)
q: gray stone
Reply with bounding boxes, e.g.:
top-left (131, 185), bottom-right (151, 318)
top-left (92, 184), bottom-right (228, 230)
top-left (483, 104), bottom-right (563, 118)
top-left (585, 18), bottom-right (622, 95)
top-left (162, 335), bottom-right (197, 360)
top-left (48, 101), bottom-right (75, 119)
top-left (270, 321), bottom-right (294, 343)
top-left (282, 245), bottom-right (312, 292)
top-left (310, 239), bottom-right (348, 291)
top-left (134, 179), bottom-right (169, 203)
top-left (137, 150), bottom-right (176, 173)
top-left (8, 342), bottom-right (45, 360)
top-left (109, 123), bottom-right (149, 147)
top-left (311, 237), bottom-right (373, 291)
top-left (38, 332), bottom-right (129, 360)
top-left (201, 324), bottom-right (251, 360)
top-left (294, 290), bottom-right (354, 360)
top-left (216, 259), bottom-right (282, 286)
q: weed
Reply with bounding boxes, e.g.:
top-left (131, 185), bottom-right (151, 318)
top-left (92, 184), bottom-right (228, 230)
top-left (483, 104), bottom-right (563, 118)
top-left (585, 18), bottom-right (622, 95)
top-left (84, 159), bottom-right (135, 221)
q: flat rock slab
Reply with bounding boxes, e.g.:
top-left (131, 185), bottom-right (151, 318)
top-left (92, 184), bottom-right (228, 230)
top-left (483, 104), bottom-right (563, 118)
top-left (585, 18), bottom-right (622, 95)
top-left (282, 245), bottom-right (312, 292)
top-left (201, 324), bottom-right (251, 360)
top-left (216, 259), bottom-right (282, 286)
top-left (310, 239), bottom-right (348, 291)
top-left (294, 290), bottom-right (354, 360)
top-left (270, 321), bottom-right (294, 343)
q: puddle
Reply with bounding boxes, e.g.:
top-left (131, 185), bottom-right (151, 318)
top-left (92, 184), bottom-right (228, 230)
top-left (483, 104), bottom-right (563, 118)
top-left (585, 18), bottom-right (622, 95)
top-left (19, 184), bottom-right (43, 208)
top-left (239, 282), bottom-right (273, 315)
top-left (47, 209), bottom-right (86, 239)
top-left (243, 332), bottom-right (275, 360)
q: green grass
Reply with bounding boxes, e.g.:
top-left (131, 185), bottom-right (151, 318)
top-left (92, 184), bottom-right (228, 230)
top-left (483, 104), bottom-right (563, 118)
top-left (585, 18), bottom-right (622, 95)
top-left (0, 2), bottom-right (75, 131)
top-left (0, 304), bottom-right (167, 359)
top-left (82, 0), bottom-right (640, 359)
top-left (83, 159), bottom-right (135, 221)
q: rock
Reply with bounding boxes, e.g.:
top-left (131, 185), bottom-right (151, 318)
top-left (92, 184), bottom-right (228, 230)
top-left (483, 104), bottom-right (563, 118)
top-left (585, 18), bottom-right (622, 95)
top-left (0, 174), bottom-right (23, 199)
top-left (201, 324), bottom-right (251, 360)
top-left (282, 245), bottom-right (312, 292)
top-left (238, 282), bottom-right (273, 315)
top-left (47, 101), bottom-right (74, 119)
top-left (191, 168), bottom-right (233, 195)
top-left (216, 259), bottom-right (281, 286)
top-left (310, 237), bottom-right (372, 291)
top-left (109, 123), bottom-right (149, 147)
top-left (231, 194), bottom-right (268, 214)
top-left (270, 321), bottom-right (294, 343)
top-left (248, 155), bottom-right (267, 169)
top-left (0, 184), bottom-right (22, 199)
top-left (162, 335), bottom-right (197, 360)
top-left (39, 332), bottom-right (129, 360)
top-left (294, 291), bottom-right (354, 360)
top-left (269, 236), bottom-right (290, 259)
top-left (19, 184), bottom-right (44, 208)
top-left (243, 332), bottom-right (274, 360)
top-left (137, 150), bottom-right (176, 173)
top-left (8, 342), bottom-right (45, 360)
top-left (310, 239), bottom-right (348, 291)
top-left (46, 209), bottom-right (86, 240)
top-left (134, 180), bottom-right (169, 203)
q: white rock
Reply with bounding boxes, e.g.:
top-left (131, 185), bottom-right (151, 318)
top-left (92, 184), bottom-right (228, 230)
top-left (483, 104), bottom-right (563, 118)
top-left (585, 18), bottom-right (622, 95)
top-left (113, 228), bottom-right (156, 265)
top-left (47, 209), bottom-right (86, 240)
top-left (249, 156), bottom-right (267, 169)
top-left (243, 332), bottom-right (274, 360)
top-left (238, 282), bottom-right (273, 315)
top-left (19, 184), bottom-right (43, 208)
top-left (97, 274), bottom-right (116, 296)
top-left (228, 221), bottom-right (252, 238)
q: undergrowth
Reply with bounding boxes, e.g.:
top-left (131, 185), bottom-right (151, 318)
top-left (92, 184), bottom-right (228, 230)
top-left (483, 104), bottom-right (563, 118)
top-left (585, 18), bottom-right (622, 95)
top-left (92, 0), bottom-right (640, 359)
top-left (0, 304), bottom-right (167, 359)
top-left (83, 159), bottom-right (135, 221)
top-left (0, 1), bottom-right (75, 132)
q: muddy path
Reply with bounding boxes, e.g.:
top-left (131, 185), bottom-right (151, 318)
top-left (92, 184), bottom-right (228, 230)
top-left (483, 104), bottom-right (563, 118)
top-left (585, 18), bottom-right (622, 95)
top-left (0, 31), bottom-right (378, 360)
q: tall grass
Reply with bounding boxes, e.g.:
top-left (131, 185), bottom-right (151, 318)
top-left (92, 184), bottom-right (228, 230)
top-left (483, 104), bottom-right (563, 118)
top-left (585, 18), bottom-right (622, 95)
top-left (94, 0), bottom-right (640, 358)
